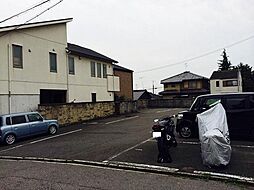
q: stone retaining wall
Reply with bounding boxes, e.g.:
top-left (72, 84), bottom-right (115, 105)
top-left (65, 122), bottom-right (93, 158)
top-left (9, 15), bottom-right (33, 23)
top-left (38, 102), bottom-right (115, 125)
top-left (38, 99), bottom-right (193, 126)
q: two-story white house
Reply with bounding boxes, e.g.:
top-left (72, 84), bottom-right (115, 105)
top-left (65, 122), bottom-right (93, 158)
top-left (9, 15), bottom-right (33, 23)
top-left (210, 70), bottom-right (242, 94)
top-left (0, 18), bottom-right (119, 115)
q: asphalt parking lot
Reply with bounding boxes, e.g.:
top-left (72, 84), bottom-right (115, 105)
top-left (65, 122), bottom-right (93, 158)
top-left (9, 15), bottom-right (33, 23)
top-left (0, 108), bottom-right (253, 182)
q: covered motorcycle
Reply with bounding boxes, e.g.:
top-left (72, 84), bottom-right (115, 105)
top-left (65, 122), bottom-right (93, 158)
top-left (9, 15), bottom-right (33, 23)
top-left (197, 103), bottom-right (232, 167)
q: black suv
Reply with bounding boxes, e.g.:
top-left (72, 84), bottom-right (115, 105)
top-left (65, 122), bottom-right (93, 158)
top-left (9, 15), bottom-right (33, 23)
top-left (176, 92), bottom-right (254, 140)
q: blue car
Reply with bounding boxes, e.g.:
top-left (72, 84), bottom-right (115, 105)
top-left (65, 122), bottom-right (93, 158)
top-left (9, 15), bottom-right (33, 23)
top-left (0, 112), bottom-right (59, 145)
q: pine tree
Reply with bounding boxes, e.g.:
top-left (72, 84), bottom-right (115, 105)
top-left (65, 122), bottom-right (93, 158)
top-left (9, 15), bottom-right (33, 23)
top-left (218, 49), bottom-right (232, 71)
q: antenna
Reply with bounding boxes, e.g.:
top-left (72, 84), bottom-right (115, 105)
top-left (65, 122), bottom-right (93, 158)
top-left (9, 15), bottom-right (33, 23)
top-left (185, 63), bottom-right (188, 70)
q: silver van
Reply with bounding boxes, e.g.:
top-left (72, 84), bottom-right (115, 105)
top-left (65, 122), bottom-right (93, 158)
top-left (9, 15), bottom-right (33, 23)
top-left (0, 112), bottom-right (59, 145)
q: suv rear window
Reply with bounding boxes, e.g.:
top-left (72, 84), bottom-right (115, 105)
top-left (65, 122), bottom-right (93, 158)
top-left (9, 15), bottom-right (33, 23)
top-left (6, 117), bottom-right (11, 125)
top-left (226, 97), bottom-right (247, 110)
top-left (12, 115), bottom-right (27, 125)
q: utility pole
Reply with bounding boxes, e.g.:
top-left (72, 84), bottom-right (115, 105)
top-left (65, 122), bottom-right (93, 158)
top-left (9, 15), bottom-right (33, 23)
top-left (152, 81), bottom-right (157, 94)
top-left (152, 81), bottom-right (155, 94)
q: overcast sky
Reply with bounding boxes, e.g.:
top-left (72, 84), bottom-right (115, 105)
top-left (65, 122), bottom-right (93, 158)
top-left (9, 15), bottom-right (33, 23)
top-left (1, 0), bottom-right (254, 93)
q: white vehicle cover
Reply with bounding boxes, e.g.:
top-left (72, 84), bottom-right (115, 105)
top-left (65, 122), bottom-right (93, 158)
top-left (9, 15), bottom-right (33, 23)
top-left (197, 103), bottom-right (232, 166)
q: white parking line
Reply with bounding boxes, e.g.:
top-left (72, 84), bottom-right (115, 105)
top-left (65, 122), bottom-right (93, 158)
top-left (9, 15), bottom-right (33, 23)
top-left (105, 116), bottom-right (139, 125)
top-left (103, 137), bottom-right (153, 162)
top-left (0, 129), bottom-right (82, 153)
top-left (29, 129), bottom-right (82, 144)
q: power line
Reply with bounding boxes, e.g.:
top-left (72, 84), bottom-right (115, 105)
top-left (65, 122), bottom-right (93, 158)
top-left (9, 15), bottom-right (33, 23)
top-left (24, 0), bottom-right (63, 24)
top-left (0, 0), bottom-right (51, 24)
top-left (135, 34), bottom-right (254, 74)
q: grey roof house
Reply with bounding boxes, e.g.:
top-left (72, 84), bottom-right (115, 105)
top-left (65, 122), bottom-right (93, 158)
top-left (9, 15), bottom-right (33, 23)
top-left (159, 71), bottom-right (210, 99)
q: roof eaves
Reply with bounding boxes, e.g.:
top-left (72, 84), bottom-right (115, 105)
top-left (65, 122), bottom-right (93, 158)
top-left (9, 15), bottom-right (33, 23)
top-left (113, 64), bottom-right (133, 72)
top-left (67, 43), bottom-right (118, 63)
top-left (0, 18), bottom-right (73, 33)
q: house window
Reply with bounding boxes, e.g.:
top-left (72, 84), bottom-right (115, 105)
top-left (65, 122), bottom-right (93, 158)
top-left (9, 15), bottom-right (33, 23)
top-left (12, 44), bottom-right (23, 68)
top-left (91, 93), bottom-right (96, 102)
top-left (91, 61), bottom-right (96, 77)
top-left (223, 80), bottom-right (238, 87)
top-left (68, 56), bottom-right (75, 75)
top-left (216, 81), bottom-right (220, 87)
top-left (171, 84), bottom-right (176, 88)
top-left (49, 52), bottom-right (57, 73)
top-left (188, 81), bottom-right (197, 89)
top-left (103, 64), bottom-right (107, 78)
top-left (97, 63), bottom-right (101, 78)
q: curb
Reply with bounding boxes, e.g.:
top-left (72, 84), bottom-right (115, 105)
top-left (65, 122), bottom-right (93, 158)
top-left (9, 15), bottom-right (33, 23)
top-left (0, 156), bottom-right (253, 186)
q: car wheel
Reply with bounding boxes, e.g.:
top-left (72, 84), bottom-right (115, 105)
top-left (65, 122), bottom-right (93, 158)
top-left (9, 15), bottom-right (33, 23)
top-left (5, 134), bottom-right (16, 145)
top-left (48, 125), bottom-right (57, 135)
top-left (179, 126), bottom-right (192, 138)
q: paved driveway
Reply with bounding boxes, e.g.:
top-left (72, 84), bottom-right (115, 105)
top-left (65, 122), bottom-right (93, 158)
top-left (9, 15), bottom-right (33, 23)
top-left (0, 108), bottom-right (253, 181)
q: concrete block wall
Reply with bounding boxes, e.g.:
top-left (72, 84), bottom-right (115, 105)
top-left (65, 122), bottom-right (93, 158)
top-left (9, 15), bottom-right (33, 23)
top-left (148, 98), bottom-right (194, 108)
top-left (118, 101), bottom-right (138, 114)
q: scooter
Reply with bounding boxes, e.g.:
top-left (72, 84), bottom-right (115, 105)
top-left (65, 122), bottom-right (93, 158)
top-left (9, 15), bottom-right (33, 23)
top-left (152, 116), bottom-right (177, 163)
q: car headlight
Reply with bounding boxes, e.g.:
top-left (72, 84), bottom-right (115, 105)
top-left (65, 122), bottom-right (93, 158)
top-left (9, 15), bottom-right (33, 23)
top-left (177, 114), bottom-right (183, 119)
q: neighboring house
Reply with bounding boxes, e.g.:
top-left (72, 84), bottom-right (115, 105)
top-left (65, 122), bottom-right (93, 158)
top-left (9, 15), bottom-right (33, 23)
top-left (149, 92), bottom-right (162, 100)
top-left (66, 43), bottom-right (119, 103)
top-left (210, 70), bottom-right (242, 94)
top-left (113, 64), bottom-right (133, 101)
top-left (159, 71), bottom-right (210, 99)
top-left (133, 90), bottom-right (152, 101)
top-left (0, 18), bottom-right (119, 115)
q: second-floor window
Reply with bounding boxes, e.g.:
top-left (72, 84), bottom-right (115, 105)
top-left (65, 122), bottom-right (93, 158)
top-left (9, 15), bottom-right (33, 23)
top-left (223, 80), bottom-right (238, 87)
top-left (188, 81), bottom-right (197, 89)
top-left (97, 63), bottom-right (101, 78)
top-left (103, 64), bottom-right (107, 78)
top-left (49, 52), bottom-right (57, 73)
top-left (12, 44), bottom-right (23, 68)
top-left (91, 61), bottom-right (96, 77)
top-left (68, 56), bottom-right (75, 75)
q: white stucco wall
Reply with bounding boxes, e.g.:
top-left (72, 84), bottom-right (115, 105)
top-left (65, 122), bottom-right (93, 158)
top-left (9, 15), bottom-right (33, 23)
top-left (0, 22), bottom-right (118, 115)
top-left (0, 95), bottom-right (8, 114)
top-left (10, 95), bottom-right (40, 113)
top-left (0, 23), bottom-right (68, 114)
top-left (210, 78), bottom-right (243, 94)
top-left (67, 56), bottom-right (115, 102)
